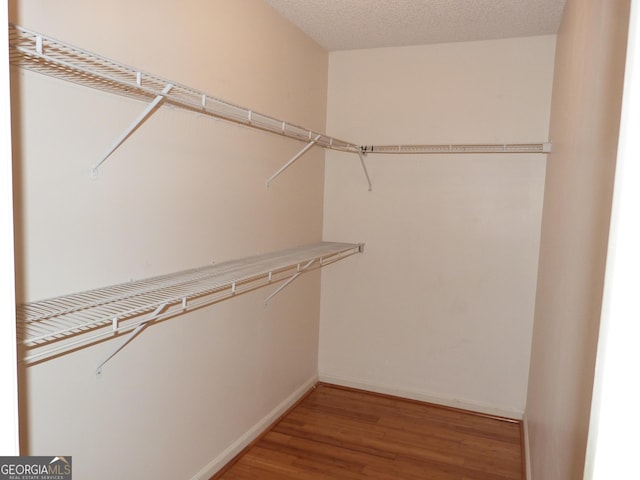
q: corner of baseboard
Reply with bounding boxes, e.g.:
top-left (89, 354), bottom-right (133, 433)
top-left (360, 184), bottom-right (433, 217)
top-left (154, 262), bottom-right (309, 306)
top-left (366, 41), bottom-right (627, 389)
top-left (318, 372), bottom-right (524, 420)
top-left (190, 374), bottom-right (318, 480)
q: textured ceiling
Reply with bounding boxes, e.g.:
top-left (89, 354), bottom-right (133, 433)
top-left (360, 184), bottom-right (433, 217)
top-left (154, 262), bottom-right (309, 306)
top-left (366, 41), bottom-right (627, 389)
top-left (264, 0), bottom-right (566, 51)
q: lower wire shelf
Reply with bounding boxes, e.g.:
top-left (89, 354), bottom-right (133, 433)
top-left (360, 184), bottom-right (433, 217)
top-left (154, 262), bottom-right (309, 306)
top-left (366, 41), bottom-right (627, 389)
top-left (16, 241), bottom-right (363, 365)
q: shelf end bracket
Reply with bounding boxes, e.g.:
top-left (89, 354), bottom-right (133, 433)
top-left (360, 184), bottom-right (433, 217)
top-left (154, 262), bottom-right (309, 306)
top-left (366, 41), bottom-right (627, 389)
top-left (266, 134), bottom-right (321, 188)
top-left (96, 302), bottom-right (168, 375)
top-left (264, 258), bottom-right (316, 306)
top-left (357, 149), bottom-right (373, 191)
top-left (91, 83), bottom-right (174, 177)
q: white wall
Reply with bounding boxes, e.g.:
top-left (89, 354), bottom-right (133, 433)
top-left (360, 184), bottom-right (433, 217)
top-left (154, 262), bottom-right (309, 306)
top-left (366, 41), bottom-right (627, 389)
top-left (10, 1), bottom-right (327, 478)
top-left (525, 1), bottom-right (631, 479)
top-left (320, 36), bottom-right (555, 416)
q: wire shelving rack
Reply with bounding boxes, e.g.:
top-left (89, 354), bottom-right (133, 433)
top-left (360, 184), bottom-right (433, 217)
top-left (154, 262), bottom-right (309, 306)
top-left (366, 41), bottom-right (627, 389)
top-left (17, 242), bottom-right (363, 368)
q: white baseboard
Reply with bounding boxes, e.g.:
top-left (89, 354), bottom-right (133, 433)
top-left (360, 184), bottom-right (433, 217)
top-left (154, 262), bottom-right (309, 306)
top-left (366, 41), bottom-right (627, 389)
top-left (522, 412), bottom-right (532, 480)
top-left (318, 373), bottom-right (524, 420)
top-left (190, 375), bottom-right (318, 480)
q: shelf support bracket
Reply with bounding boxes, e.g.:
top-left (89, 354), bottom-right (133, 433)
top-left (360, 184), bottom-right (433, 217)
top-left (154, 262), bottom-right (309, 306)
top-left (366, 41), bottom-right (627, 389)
top-left (96, 302), bottom-right (168, 374)
top-left (264, 258), bottom-right (316, 306)
top-left (266, 135), bottom-right (322, 188)
top-left (357, 150), bottom-right (373, 191)
top-left (91, 83), bottom-right (174, 177)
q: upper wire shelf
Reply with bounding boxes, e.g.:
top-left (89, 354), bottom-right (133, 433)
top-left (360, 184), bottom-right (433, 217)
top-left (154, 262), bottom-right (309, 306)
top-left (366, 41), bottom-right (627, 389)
top-left (8, 24), bottom-right (360, 154)
top-left (9, 23), bottom-right (551, 168)
top-left (16, 241), bottom-right (363, 366)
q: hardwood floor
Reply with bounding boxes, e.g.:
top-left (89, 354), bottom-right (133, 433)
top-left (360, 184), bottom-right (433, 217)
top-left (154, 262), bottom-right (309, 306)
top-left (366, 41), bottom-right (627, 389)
top-left (212, 383), bottom-right (523, 480)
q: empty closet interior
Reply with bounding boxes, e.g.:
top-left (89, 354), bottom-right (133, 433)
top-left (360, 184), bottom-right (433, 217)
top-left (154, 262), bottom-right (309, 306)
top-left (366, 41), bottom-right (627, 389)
top-left (8, 1), bottom-right (629, 479)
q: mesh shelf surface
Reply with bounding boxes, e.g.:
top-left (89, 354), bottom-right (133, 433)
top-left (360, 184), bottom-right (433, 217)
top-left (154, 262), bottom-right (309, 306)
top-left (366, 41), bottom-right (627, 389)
top-left (17, 242), bottom-right (363, 363)
top-left (9, 24), bottom-right (551, 160)
top-left (8, 24), bottom-right (359, 153)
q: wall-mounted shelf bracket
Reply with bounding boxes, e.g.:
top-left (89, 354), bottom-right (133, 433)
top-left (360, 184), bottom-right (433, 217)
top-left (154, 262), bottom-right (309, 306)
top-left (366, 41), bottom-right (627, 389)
top-left (263, 258), bottom-right (315, 306)
top-left (357, 149), bottom-right (373, 191)
top-left (263, 242), bottom-right (364, 306)
top-left (266, 135), bottom-right (321, 188)
top-left (91, 83), bottom-right (174, 177)
top-left (96, 302), bottom-right (168, 374)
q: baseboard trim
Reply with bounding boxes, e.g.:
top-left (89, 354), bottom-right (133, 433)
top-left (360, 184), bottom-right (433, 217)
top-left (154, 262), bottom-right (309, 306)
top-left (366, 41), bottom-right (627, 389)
top-left (318, 373), bottom-right (524, 420)
top-left (190, 375), bottom-right (318, 480)
top-left (522, 412), bottom-right (532, 480)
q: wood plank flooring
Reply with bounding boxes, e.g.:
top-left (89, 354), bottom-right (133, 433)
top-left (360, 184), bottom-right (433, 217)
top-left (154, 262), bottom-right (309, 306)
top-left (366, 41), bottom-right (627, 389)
top-left (212, 383), bottom-right (523, 480)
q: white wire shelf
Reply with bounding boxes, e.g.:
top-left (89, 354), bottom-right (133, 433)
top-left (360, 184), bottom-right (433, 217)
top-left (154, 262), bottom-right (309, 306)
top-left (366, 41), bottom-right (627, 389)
top-left (8, 23), bottom-right (551, 188)
top-left (16, 241), bottom-right (363, 365)
top-left (360, 143), bottom-right (552, 154)
top-left (8, 24), bottom-right (360, 155)
top-left (8, 24), bottom-right (552, 161)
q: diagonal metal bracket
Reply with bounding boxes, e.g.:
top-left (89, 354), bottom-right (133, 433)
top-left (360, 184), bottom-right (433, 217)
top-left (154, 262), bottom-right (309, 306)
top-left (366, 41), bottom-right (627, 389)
top-left (266, 134), bottom-right (322, 188)
top-left (264, 258), bottom-right (316, 306)
top-left (357, 150), bottom-right (373, 191)
top-left (96, 302), bottom-right (168, 374)
top-left (91, 83), bottom-right (174, 177)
